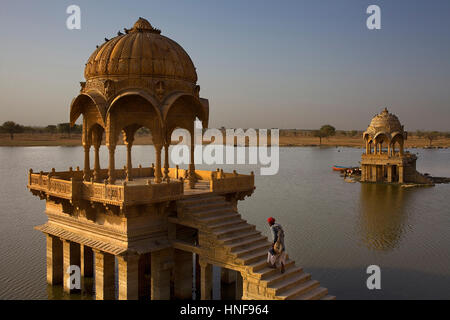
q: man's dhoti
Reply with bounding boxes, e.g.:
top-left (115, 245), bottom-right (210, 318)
top-left (267, 250), bottom-right (287, 267)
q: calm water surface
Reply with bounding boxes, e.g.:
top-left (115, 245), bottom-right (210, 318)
top-left (0, 146), bottom-right (449, 299)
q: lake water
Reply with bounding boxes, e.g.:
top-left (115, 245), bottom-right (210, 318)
top-left (0, 146), bottom-right (449, 300)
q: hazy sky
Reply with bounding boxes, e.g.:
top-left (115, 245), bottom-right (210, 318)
top-left (1, 0), bottom-right (449, 131)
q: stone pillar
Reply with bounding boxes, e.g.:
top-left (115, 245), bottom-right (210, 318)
top-left (46, 234), bottom-right (63, 285)
top-left (80, 245), bottom-right (93, 277)
top-left (360, 165), bottom-right (366, 182)
top-left (108, 144), bottom-right (116, 184)
top-left (83, 144), bottom-right (91, 181)
top-left (94, 250), bottom-right (115, 300)
top-left (117, 254), bottom-right (140, 300)
top-left (189, 130), bottom-right (196, 188)
top-left (93, 144), bottom-right (101, 182)
top-left (126, 142), bottom-right (133, 181)
top-left (173, 250), bottom-right (193, 300)
top-left (199, 258), bottom-right (212, 300)
top-left (151, 248), bottom-right (173, 300)
top-left (62, 240), bottom-right (81, 293)
top-left (387, 165), bottom-right (393, 183)
top-left (399, 165), bottom-right (404, 184)
top-left (221, 268), bottom-right (236, 284)
top-left (235, 271), bottom-right (243, 300)
top-left (163, 143), bottom-right (170, 181)
top-left (154, 144), bottom-right (163, 184)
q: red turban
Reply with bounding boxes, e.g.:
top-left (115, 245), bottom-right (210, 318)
top-left (267, 217), bottom-right (275, 224)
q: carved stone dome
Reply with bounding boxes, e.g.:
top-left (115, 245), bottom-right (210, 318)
top-left (365, 108), bottom-right (404, 138)
top-left (84, 18), bottom-right (197, 83)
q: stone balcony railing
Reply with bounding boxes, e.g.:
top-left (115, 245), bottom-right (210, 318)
top-left (28, 167), bottom-right (255, 207)
top-left (361, 152), bottom-right (416, 161)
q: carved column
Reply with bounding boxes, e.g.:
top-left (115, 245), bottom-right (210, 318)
top-left (151, 248), bottom-right (173, 300)
top-left (46, 234), bottom-right (63, 285)
top-left (154, 144), bottom-right (162, 184)
top-left (163, 143), bottom-right (170, 181)
top-left (62, 240), bottom-right (81, 294)
top-left (80, 245), bottom-right (93, 277)
top-left (125, 139), bottom-right (134, 181)
top-left (387, 165), bottom-right (393, 183)
top-left (94, 250), bottom-right (115, 300)
top-left (174, 249), bottom-right (193, 300)
top-left (83, 144), bottom-right (91, 181)
top-left (199, 258), bottom-right (212, 300)
top-left (117, 253), bottom-right (140, 300)
top-left (189, 129), bottom-right (196, 188)
top-left (399, 165), bottom-right (404, 183)
top-left (93, 144), bottom-right (101, 182)
top-left (108, 144), bottom-right (116, 184)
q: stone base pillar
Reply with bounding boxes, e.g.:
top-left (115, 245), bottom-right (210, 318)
top-left (81, 245), bottom-right (93, 277)
top-left (221, 268), bottom-right (236, 284)
top-left (118, 254), bottom-right (140, 300)
top-left (62, 240), bottom-right (80, 293)
top-left (236, 271), bottom-right (243, 300)
top-left (174, 250), bottom-right (193, 300)
top-left (199, 259), bottom-right (212, 300)
top-left (46, 235), bottom-right (63, 285)
top-left (387, 165), bottom-right (393, 183)
top-left (94, 250), bottom-right (115, 300)
top-left (151, 248), bottom-right (173, 300)
top-left (399, 165), bottom-right (404, 183)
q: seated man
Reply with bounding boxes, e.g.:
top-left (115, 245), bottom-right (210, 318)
top-left (267, 217), bottom-right (286, 273)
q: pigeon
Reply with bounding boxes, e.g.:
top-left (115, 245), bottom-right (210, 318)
top-left (104, 38), bottom-right (109, 42)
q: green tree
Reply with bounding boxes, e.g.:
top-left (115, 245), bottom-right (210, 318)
top-left (321, 125), bottom-right (336, 139)
top-left (57, 123), bottom-right (71, 138)
top-left (424, 131), bottom-right (440, 147)
top-left (1, 121), bottom-right (24, 140)
top-left (45, 125), bottom-right (57, 134)
top-left (313, 130), bottom-right (326, 145)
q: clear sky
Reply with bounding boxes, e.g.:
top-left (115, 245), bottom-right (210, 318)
top-left (0, 0), bottom-right (449, 131)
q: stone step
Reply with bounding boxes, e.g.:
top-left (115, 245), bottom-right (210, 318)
top-left (184, 200), bottom-right (229, 212)
top-left (320, 295), bottom-right (336, 301)
top-left (237, 247), bottom-right (268, 265)
top-left (209, 217), bottom-right (246, 230)
top-left (255, 259), bottom-right (295, 278)
top-left (214, 223), bottom-right (256, 239)
top-left (268, 272), bottom-right (311, 296)
top-left (178, 195), bottom-right (224, 206)
top-left (199, 212), bottom-right (241, 225)
top-left (191, 207), bottom-right (235, 218)
top-left (263, 266), bottom-right (304, 286)
top-left (292, 287), bottom-right (329, 300)
top-left (231, 241), bottom-right (271, 258)
top-left (220, 230), bottom-right (262, 245)
top-left (276, 279), bottom-right (319, 300)
top-left (228, 235), bottom-right (268, 252)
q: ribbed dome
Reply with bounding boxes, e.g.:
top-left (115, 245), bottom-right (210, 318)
top-left (84, 18), bottom-right (197, 83)
top-left (366, 108), bottom-right (404, 136)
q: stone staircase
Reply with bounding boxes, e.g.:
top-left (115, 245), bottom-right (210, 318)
top-left (176, 194), bottom-right (335, 300)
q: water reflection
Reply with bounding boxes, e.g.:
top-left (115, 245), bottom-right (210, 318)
top-left (358, 184), bottom-right (412, 251)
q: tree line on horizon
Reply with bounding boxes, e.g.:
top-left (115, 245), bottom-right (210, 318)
top-left (0, 121), bottom-right (449, 146)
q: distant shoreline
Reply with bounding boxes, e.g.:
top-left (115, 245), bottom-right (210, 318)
top-left (1, 133), bottom-right (449, 149)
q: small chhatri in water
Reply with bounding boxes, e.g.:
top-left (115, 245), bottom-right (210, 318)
top-left (360, 108), bottom-right (432, 185)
